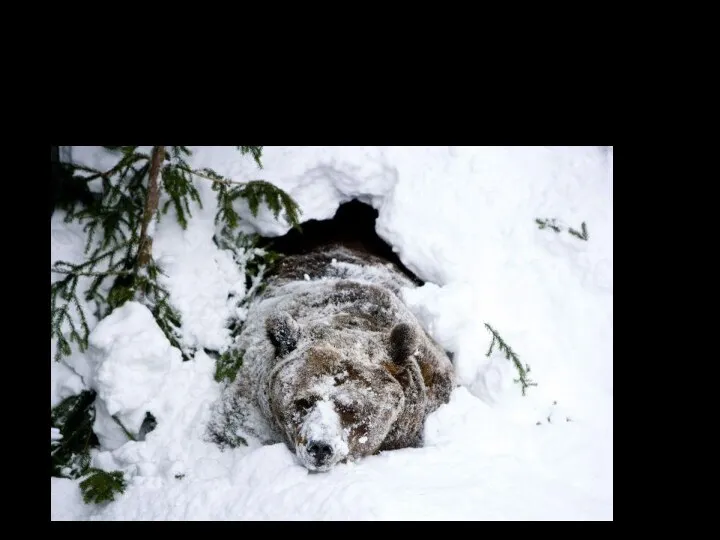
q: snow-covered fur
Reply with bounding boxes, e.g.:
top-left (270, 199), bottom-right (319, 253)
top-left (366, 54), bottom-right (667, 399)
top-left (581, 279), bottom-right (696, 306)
top-left (210, 245), bottom-right (456, 472)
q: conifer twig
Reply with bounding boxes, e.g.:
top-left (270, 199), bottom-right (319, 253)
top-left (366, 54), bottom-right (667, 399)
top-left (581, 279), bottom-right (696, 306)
top-left (111, 415), bottom-right (137, 442)
top-left (535, 218), bottom-right (562, 233)
top-left (568, 221), bottom-right (589, 241)
top-left (175, 165), bottom-right (252, 187)
top-left (484, 323), bottom-right (537, 396)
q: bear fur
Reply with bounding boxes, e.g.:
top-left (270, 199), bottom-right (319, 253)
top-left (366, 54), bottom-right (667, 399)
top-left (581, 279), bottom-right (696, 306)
top-left (209, 244), bottom-right (456, 472)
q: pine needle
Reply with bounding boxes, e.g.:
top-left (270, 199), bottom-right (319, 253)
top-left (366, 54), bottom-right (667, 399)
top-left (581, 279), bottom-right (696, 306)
top-left (484, 323), bottom-right (537, 396)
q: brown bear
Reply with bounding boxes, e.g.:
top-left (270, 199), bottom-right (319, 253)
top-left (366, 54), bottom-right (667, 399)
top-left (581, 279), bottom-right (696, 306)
top-left (209, 244), bottom-right (456, 472)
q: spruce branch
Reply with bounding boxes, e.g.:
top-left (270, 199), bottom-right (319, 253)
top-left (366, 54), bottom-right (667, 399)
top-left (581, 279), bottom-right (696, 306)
top-left (51, 243), bottom-right (135, 358)
top-left (239, 180), bottom-right (302, 228)
top-left (53, 145), bottom-right (297, 365)
top-left (536, 217), bottom-right (589, 241)
top-left (51, 273), bottom-right (92, 361)
top-left (51, 391), bottom-right (98, 479)
top-left (79, 469), bottom-right (127, 504)
top-left (568, 221), bottom-right (589, 241)
top-left (52, 269), bottom-right (132, 279)
top-left (484, 323), bottom-right (537, 396)
top-left (135, 258), bottom-right (188, 359)
top-left (159, 157), bottom-right (203, 230)
top-left (52, 146), bottom-right (297, 488)
top-left (214, 349), bottom-right (244, 383)
top-left (237, 146), bottom-right (263, 168)
top-left (173, 163), bottom-right (302, 229)
top-left (212, 225), bottom-right (281, 353)
top-left (111, 415), bottom-right (138, 442)
top-left (535, 218), bottom-right (562, 233)
top-left (176, 165), bottom-right (243, 186)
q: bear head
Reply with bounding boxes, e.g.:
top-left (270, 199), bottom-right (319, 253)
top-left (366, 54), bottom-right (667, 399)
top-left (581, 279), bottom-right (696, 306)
top-left (264, 309), bottom-right (425, 472)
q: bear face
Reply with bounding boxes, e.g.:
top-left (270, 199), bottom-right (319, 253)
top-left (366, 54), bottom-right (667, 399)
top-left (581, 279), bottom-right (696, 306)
top-left (213, 245), bottom-right (456, 473)
top-left (266, 337), bottom-right (404, 471)
top-left (265, 305), bottom-right (436, 472)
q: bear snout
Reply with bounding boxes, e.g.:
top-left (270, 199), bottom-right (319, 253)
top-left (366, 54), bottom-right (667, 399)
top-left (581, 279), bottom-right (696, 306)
top-left (306, 440), bottom-right (334, 464)
top-left (296, 435), bottom-right (346, 472)
top-left (295, 400), bottom-right (349, 472)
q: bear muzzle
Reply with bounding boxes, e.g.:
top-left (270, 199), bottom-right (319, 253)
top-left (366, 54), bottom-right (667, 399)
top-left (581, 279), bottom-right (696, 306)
top-left (295, 401), bottom-right (349, 472)
top-left (304, 440), bottom-right (335, 470)
top-left (296, 436), bottom-right (348, 472)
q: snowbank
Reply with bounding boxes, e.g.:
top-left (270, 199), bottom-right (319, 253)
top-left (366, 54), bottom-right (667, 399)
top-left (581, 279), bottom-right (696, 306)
top-left (51, 146), bottom-right (612, 520)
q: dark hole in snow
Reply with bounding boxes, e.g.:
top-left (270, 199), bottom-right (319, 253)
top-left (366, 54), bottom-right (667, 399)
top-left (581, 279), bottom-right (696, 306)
top-left (203, 348), bottom-right (221, 360)
top-left (257, 199), bottom-right (423, 285)
top-left (50, 145), bottom-right (101, 218)
top-left (138, 411), bottom-right (157, 440)
top-left (227, 319), bottom-right (243, 338)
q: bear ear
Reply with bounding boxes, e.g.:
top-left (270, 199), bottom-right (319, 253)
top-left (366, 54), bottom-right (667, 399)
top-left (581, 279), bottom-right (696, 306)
top-left (389, 322), bottom-right (420, 364)
top-left (266, 311), bottom-right (301, 357)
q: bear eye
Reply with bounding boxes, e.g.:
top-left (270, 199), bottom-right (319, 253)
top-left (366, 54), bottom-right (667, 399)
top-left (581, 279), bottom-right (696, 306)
top-left (295, 398), bottom-right (314, 412)
top-left (336, 402), bottom-right (359, 423)
top-left (337, 403), bottom-right (356, 414)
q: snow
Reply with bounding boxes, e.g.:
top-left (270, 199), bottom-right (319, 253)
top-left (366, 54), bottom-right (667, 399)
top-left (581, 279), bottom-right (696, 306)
top-left (151, 200), bottom-right (246, 352)
top-left (51, 477), bottom-right (89, 521)
top-left (51, 146), bottom-right (612, 520)
top-left (83, 301), bottom-right (185, 449)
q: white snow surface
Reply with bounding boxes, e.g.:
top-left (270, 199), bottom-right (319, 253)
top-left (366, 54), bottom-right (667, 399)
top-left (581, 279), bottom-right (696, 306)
top-left (51, 146), bottom-right (612, 520)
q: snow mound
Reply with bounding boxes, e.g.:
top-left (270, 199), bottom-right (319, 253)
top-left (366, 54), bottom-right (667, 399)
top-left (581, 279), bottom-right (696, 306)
top-left (90, 302), bottom-right (180, 415)
top-left (81, 302), bottom-right (180, 448)
top-left (151, 202), bottom-right (246, 352)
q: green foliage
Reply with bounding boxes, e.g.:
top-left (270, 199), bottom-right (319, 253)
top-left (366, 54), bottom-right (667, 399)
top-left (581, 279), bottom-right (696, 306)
top-left (160, 160), bottom-right (203, 230)
top-left (214, 225), bottom-right (281, 303)
top-left (237, 146), bottom-right (264, 168)
top-left (51, 270), bottom-right (91, 361)
top-left (213, 180), bottom-right (245, 229)
top-left (52, 159), bottom-right (98, 214)
top-left (213, 179), bottom-right (302, 231)
top-left (535, 218), bottom-right (562, 233)
top-left (51, 391), bottom-right (98, 479)
top-left (242, 180), bottom-right (302, 228)
top-left (568, 221), bottom-right (589, 241)
top-left (536, 217), bottom-right (589, 241)
top-left (485, 323), bottom-right (537, 396)
top-left (211, 226), bottom-right (281, 383)
top-left (138, 260), bottom-right (185, 356)
top-left (51, 255), bottom-right (186, 360)
top-left (51, 146), bottom-right (301, 502)
top-left (211, 146), bottom-right (295, 230)
top-left (51, 148), bottom-right (152, 360)
top-left (52, 146), bottom-right (163, 360)
top-left (79, 469), bottom-right (127, 504)
top-left (215, 349), bottom-right (244, 383)
top-left (52, 146), bottom-right (300, 364)
top-left (52, 391), bottom-right (129, 504)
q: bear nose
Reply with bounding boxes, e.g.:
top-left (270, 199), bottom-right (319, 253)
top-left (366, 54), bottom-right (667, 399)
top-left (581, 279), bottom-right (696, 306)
top-left (307, 441), bottom-right (334, 462)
